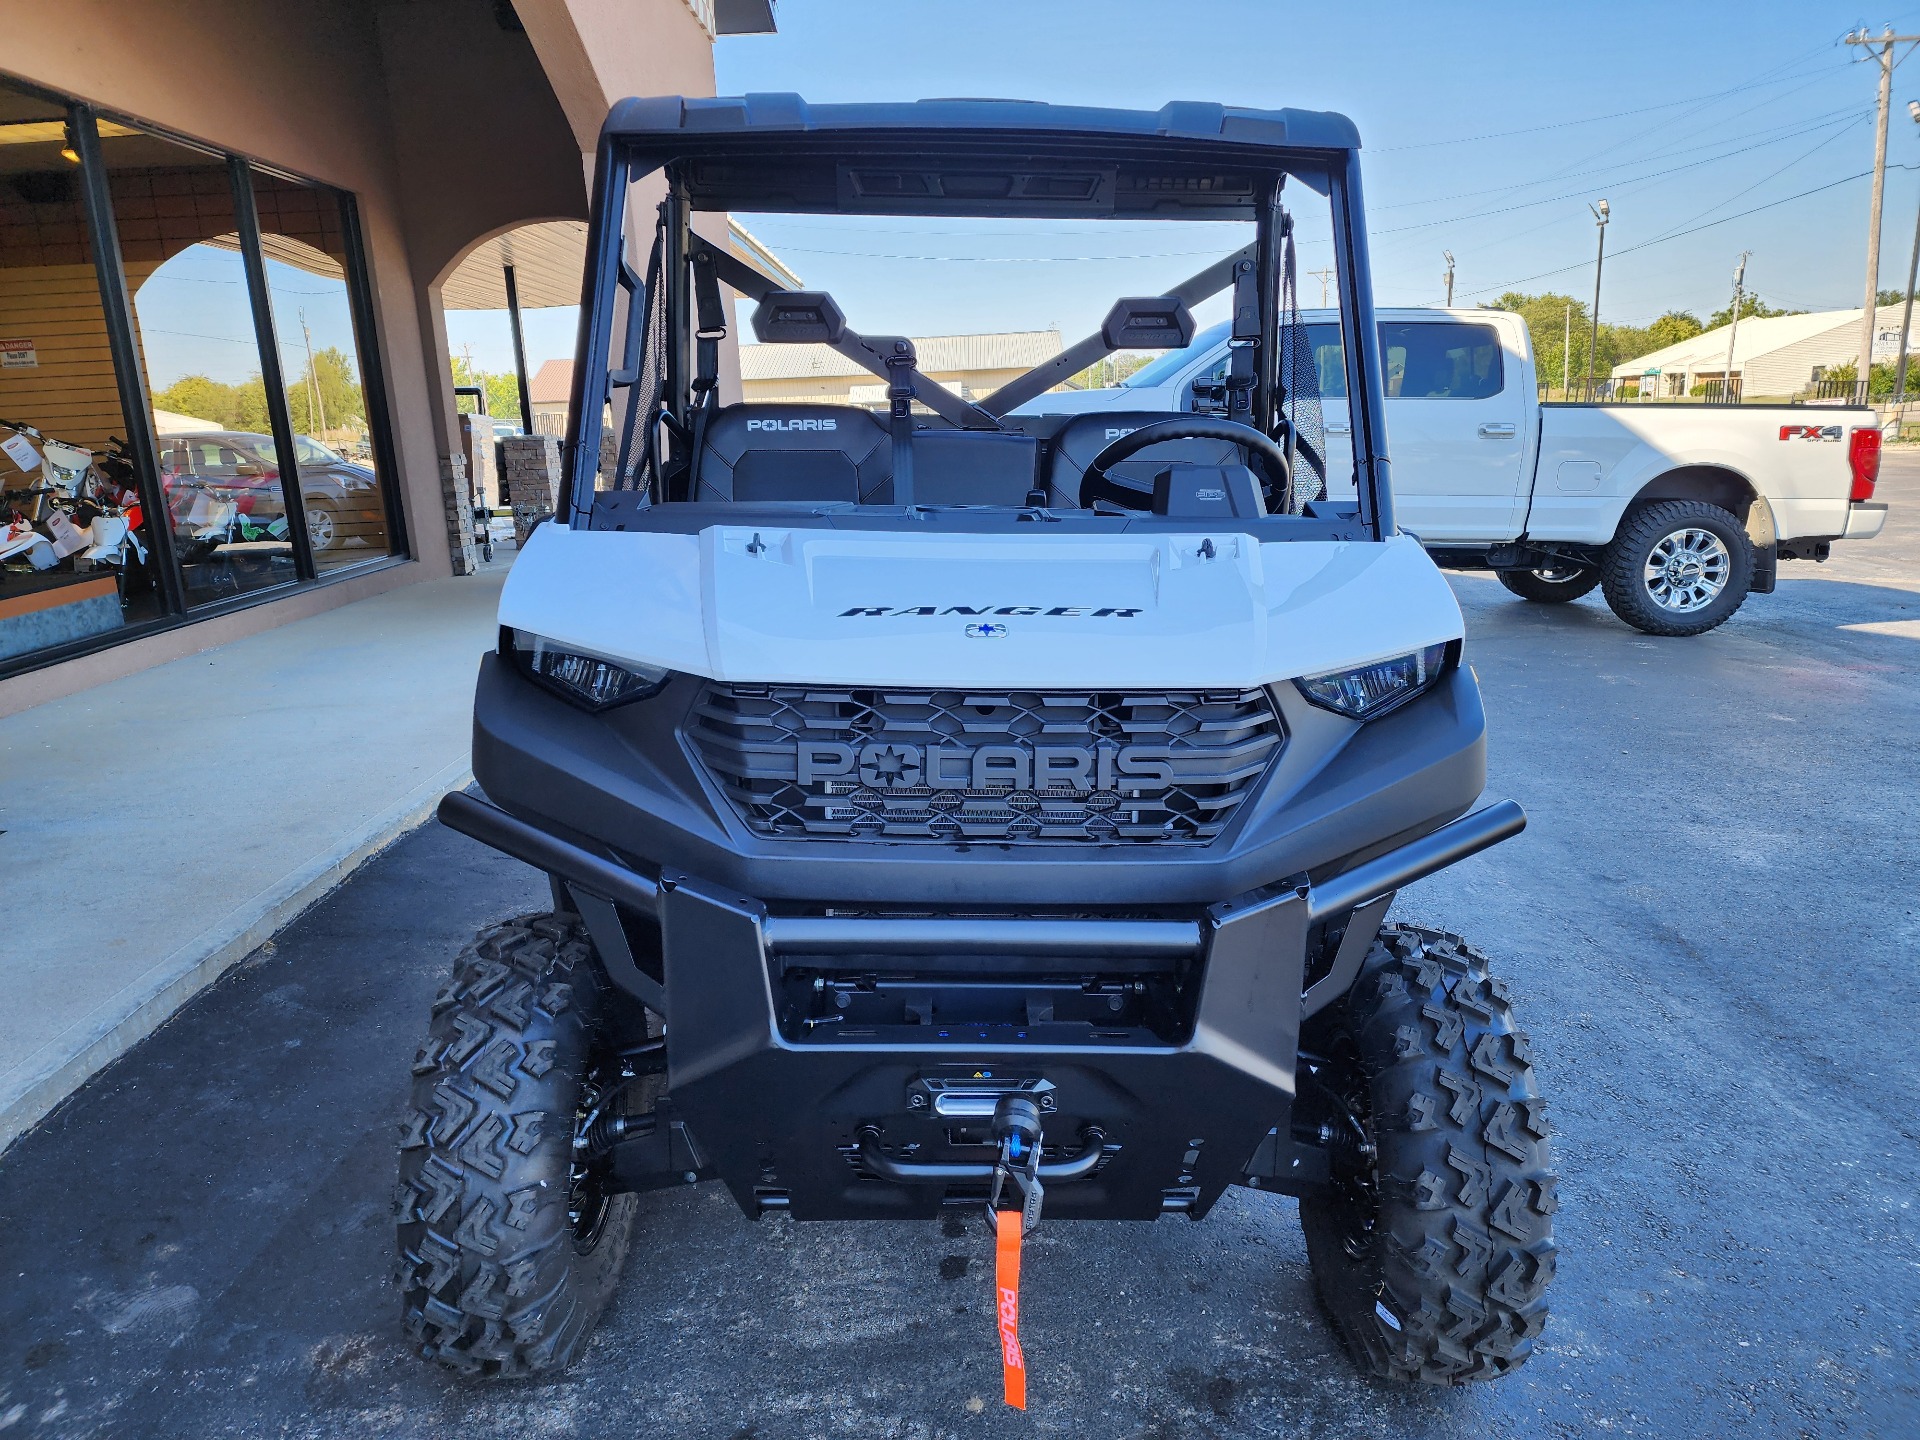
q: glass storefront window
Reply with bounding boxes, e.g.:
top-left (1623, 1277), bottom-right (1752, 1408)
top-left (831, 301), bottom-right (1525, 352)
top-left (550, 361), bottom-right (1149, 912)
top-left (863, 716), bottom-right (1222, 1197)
top-left (0, 82), bottom-right (403, 678)
top-left (251, 170), bottom-right (394, 571)
top-left (0, 84), bottom-right (168, 661)
top-left (101, 127), bottom-right (298, 605)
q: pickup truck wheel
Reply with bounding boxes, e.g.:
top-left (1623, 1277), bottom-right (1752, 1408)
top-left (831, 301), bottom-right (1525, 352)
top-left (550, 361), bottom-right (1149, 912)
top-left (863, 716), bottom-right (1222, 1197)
top-left (1298, 924), bottom-right (1556, 1385)
top-left (1495, 566), bottom-right (1598, 604)
top-left (1600, 500), bottom-right (1752, 636)
top-left (396, 913), bottom-right (638, 1376)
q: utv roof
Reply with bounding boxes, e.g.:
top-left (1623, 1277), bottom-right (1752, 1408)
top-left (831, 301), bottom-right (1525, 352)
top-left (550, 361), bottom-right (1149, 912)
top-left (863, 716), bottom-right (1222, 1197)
top-left (602, 96), bottom-right (1361, 219)
top-left (602, 94), bottom-right (1362, 154)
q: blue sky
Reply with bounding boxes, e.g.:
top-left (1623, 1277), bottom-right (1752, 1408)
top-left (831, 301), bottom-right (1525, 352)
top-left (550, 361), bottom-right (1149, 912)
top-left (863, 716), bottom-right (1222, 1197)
top-left (135, 246), bottom-right (362, 390)
top-left (447, 0), bottom-right (1920, 373)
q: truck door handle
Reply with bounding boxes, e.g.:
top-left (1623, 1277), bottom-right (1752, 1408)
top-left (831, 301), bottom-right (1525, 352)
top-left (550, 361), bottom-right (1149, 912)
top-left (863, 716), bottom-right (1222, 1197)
top-left (1325, 420), bottom-right (1351, 435)
top-left (1478, 422), bottom-right (1518, 438)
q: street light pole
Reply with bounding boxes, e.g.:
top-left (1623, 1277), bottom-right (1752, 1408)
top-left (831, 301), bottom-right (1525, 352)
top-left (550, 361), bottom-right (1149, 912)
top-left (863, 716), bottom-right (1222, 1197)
top-left (1723, 251), bottom-right (1750, 404)
top-left (1584, 199), bottom-right (1609, 400)
top-left (1563, 303), bottom-right (1572, 400)
top-left (1895, 99), bottom-right (1920, 406)
top-left (1443, 250), bottom-right (1455, 307)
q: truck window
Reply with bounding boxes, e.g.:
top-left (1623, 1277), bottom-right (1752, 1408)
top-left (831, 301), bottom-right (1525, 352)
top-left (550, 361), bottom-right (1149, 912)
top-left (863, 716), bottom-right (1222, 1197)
top-left (1380, 322), bottom-right (1503, 399)
top-left (1306, 323), bottom-right (1346, 397)
top-left (1300, 320), bottom-right (1505, 401)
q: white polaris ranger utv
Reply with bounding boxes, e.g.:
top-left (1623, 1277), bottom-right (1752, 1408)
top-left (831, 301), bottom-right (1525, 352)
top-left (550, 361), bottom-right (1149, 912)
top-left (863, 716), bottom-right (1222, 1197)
top-left (399, 95), bottom-right (1557, 1393)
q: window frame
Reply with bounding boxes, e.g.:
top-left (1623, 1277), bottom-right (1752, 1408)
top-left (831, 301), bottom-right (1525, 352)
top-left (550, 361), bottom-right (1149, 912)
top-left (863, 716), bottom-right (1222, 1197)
top-left (0, 78), bottom-right (409, 683)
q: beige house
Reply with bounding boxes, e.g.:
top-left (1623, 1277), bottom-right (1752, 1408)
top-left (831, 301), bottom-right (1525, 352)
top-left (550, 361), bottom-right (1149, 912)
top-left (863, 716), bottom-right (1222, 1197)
top-left (529, 329), bottom-right (1068, 432)
top-left (742, 330), bottom-right (1065, 407)
top-left (0, 0), bottom-right (777, 714)
top-left (1612, 304), bottom-right (1920, 400)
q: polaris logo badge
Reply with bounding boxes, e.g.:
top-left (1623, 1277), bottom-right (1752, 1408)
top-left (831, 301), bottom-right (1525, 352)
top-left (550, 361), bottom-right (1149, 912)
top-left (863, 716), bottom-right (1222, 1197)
top-left (794, 740), bottom-right (1175, 792)
top-left (840, 605), bottom-right (1142, 618)
top-left (965, 622), bottom-right (1009, 638)
top-left (1104, 426), bottom-right (1139, 440)
top-left (747, 417), bottom-right (838, 432)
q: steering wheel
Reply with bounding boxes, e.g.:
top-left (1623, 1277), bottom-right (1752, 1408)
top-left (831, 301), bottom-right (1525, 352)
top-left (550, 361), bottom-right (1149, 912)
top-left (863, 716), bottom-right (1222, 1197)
top-left (1077, 415), bottom-right (1292, 512)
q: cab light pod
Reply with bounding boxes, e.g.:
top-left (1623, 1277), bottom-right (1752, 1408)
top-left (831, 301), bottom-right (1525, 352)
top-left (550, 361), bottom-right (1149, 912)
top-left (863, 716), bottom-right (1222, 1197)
top-left (509, 629), bottom-right (671, 710)
top-left (1293, 643), bottom-right (1452, 721)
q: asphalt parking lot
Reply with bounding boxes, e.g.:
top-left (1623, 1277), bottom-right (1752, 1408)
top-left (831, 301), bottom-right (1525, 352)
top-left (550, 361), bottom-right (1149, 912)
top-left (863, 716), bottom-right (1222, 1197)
top-left (3, 459), bottom-right (1917, 1440)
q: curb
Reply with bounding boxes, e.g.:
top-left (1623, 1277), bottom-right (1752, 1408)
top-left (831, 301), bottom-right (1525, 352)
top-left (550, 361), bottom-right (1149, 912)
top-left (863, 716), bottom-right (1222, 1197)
top-left (0, 758), bottom-right (473, 1155)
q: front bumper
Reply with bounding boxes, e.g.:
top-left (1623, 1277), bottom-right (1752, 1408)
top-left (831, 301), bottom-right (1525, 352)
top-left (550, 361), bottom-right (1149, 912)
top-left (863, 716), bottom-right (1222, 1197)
top-left (440, 791), bottom-right (1524, 1221)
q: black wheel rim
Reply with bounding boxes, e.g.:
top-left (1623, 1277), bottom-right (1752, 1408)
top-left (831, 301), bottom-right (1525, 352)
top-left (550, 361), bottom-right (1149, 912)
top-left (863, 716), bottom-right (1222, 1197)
top-left (1300, 1042), bottom-right (1380, 1261)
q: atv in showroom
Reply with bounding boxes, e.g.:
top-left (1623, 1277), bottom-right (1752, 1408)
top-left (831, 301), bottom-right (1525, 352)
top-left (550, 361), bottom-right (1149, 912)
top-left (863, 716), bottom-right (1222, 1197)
top-left (397, 94), bottom-right (1556, 1390)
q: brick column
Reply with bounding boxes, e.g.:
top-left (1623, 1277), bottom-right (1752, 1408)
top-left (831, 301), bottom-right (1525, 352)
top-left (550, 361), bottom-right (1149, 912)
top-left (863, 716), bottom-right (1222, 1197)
top-left (499, 434), bottom-right (562, 546)
top-left (438, 453), bottom-right (477, 575)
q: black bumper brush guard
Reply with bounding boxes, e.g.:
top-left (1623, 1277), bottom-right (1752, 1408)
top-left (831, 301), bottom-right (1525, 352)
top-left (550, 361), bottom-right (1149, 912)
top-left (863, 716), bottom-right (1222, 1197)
top-left (438, 790), bottom-right (1524, 1221)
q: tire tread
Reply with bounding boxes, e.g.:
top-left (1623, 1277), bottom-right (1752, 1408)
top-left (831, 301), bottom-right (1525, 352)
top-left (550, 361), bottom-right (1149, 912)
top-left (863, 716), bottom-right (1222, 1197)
top-left (1301, 924), bottom-right (1557, 1385)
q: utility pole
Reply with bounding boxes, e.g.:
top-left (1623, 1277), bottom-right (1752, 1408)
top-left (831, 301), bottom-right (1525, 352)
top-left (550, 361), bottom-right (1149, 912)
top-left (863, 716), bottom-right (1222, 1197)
top-left (1307, 266), bottom-right (1335, 309)
top-left (300, 308), bottom-right (326, 436)
top-left (1443, 251), bottom-right (1455, 307)
top-left (1723, 251), bottom-right (1750, 404)
top-left (1895, 98), bottom-right (1920, 404)
top-left (1846, 27), bottom-right (1920, 397)
top-left (1563, 303), bottom-right (1572, 400)
top-left (1584, 199), bottom-right (1609, 400)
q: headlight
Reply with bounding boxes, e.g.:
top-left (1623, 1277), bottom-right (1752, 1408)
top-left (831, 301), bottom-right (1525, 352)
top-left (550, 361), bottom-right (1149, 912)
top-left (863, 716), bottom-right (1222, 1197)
top-left (1294, 643), bottom-right (1451, 721)
top-left (508, 629), bottom-right (670, 710)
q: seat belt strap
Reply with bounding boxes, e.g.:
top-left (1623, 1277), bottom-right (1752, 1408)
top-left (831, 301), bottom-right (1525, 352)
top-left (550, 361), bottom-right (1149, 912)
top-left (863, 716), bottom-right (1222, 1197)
top-left (1225, 255), bottom-right (1259, 424)
top-left (686, 245), bottom-right (727, 500)
top-left (884, 339), bottom-right (917, 507)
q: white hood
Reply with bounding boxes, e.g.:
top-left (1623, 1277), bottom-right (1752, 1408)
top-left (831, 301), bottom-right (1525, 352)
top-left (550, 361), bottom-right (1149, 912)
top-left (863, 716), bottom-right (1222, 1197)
top-left (499, 524), bottom-right (1461, 690)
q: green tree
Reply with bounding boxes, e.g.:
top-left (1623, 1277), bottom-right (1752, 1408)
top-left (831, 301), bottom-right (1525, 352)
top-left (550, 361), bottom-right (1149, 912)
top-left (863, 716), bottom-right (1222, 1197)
top-left (1706, 294), bottom-right (1794, 329)
top-left (1067, 353), bottom-right (1154, 389)
top-left (1877, 288), bottom-right (1916, 308)
top-left (284, 346), bottom-right (364, 438)
top-left (151, 373), bottom-right (270, 432)
top-left (1817, 360), bottom-right (1894, 397)
top-left (1490, 291), bottom-right (1590, 394)
top-left (1646, 311), bottom-right (1704, 349)
top-left (1492, 293), bottom-right (1715, 393)
top-left (451, 356), bottom-right (526, 426)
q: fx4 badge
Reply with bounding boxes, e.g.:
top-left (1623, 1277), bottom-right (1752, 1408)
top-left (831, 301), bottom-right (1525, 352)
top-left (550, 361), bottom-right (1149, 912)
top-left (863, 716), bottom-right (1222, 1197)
top-left (1779, 425), bottom-right (1842, 442)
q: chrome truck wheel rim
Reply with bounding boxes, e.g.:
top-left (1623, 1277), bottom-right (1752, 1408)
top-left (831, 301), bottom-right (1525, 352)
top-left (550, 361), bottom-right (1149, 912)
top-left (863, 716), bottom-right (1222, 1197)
top-left (1643, 528), bottom-right (1729, 612)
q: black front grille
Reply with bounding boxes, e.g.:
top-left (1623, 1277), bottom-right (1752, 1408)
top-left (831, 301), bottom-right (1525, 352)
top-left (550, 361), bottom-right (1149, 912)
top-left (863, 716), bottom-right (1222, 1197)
top-left (686, 683), bottom-right (1284, 845)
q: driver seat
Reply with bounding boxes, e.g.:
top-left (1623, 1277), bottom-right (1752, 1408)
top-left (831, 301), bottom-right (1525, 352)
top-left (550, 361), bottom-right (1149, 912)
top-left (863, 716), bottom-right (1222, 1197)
top-left (1043, 412), bottom-right (1249, 509)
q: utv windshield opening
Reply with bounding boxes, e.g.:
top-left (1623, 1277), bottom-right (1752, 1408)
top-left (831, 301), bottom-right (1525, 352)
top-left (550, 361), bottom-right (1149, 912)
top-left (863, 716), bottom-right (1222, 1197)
top-left (561, 102), bottom-right (1391, 542)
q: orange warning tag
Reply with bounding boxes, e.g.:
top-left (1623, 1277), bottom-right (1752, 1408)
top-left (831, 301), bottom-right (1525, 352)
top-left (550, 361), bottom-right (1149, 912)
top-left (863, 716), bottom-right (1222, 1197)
top-left (995, 1208), bottom-right (1027, 1409)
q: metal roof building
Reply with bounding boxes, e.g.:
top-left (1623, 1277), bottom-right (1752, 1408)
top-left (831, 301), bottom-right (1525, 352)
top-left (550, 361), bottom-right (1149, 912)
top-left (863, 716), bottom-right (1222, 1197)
top-left (1613, 305), bottom-right (1920, 400)
top-left (741, 329), bottom-right (1064, 406)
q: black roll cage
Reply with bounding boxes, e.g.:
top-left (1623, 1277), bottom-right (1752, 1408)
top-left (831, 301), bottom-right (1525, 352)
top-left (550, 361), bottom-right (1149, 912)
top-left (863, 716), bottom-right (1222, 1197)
top-left (559, 108), bottom-right (1395, 540)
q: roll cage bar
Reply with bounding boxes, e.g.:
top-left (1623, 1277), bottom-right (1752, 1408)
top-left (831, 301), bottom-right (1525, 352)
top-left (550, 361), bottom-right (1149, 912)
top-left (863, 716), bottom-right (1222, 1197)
top-left (558, 95), bottom-right (1395, 540)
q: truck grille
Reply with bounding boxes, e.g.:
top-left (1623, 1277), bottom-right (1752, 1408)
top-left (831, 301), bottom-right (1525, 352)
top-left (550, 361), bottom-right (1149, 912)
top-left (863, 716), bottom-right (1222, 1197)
top-left (686, 683), bottom-right (1284, 845)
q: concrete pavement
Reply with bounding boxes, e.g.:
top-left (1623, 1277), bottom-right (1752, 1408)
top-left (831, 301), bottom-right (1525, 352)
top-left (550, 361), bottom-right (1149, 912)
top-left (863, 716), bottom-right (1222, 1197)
top-left (1, 463), bottom-right (1916, 1437)
top-left (0, 565), bottom-right (504, 1152)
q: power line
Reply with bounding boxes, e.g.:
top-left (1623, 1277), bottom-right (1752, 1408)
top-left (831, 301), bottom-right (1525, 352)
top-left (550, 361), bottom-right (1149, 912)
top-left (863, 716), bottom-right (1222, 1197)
top-left (1372, 54), bottom-right (1848, 152)
top-left (1370, 101), bottom-right (1866, 214)
top-left (1462, 169), bottom-right (1888, 298)
top-left (1373, 111), bottom-right (1867, 240)
top-left (1635, 115), bottom-right (1869, 247)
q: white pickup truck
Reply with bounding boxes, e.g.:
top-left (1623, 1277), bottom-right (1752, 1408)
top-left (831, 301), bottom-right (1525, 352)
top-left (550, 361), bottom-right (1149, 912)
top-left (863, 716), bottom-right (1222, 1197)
top-left (1025, 307), bottom-right (1889, 636)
